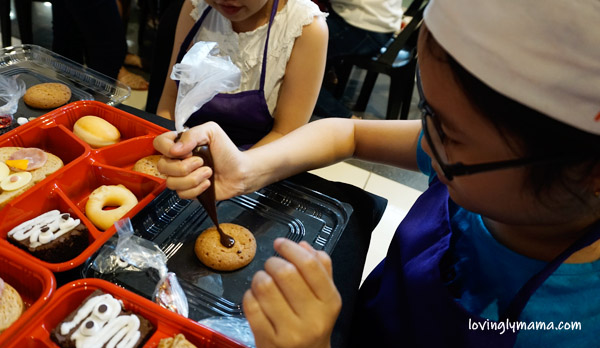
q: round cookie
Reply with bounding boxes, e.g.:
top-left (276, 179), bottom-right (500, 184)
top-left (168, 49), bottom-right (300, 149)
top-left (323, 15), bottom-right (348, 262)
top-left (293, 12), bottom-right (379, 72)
top-left (195, 223), bottom-right (256, 271)
top-left (0, 281), bottom-right (24, 333)
top-left (132, 155), bottom-right (167, 179)
top-left (23, 83), bottom-right (71, 109)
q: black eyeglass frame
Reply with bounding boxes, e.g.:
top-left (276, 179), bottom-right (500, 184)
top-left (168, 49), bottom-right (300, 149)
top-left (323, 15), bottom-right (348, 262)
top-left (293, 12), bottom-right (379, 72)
top-left (416, 69), bottom-right (574, 180)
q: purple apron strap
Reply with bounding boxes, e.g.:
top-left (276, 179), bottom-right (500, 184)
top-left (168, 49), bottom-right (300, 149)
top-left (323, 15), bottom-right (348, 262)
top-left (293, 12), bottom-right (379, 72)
top-left (176, 0), bottom-right (280, 92)
top-left (351, 176), bottom-right (600, 347)
top-left (176, 8), bottom-right (211, 64)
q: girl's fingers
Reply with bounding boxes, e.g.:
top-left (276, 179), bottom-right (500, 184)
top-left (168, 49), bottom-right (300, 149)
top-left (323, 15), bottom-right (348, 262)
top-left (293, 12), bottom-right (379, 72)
top-left (242, 290), bottom-right (276, 341)
top-left (248, 270), bottom-right (297, 333)
top-left (263, 256), bottom-right (317, 316)
top-left (157, 156), bottom-right (205, 177)
top-left (298, 240), bottom-right (333, 277)
top-left (272, 238), bottom-right (338, 303)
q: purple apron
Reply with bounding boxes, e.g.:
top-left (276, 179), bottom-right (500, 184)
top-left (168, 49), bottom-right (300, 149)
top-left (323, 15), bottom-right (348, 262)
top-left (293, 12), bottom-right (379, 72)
top-left (351, 177), bottom-right (600, 347)
top-left (175, 0), bottom-right (279, 148)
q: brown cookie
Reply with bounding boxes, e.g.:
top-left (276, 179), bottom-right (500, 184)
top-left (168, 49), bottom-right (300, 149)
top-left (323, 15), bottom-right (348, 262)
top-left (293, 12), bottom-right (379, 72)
top-left (195, 223), bottom-right (256, 271)
top-left (132, 155), bottom-right (167, 179)
top-left (23, 83), bottom-right (71, 109)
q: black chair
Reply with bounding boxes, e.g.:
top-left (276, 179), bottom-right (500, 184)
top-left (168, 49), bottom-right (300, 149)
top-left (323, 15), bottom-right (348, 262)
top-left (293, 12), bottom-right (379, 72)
top-left (333, 0), bottom-right (428, 120)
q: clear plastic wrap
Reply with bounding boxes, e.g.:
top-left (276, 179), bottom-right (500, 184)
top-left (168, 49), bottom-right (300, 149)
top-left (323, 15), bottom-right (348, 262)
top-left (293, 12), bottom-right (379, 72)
top-left (113, 218), bottom-right (189, 318)
top-left (171, 41), bottom-right (241, 133)
top-left (0, 75), bottom-right (26, 128)
top-left (198, 316), bottom-right (255, 348)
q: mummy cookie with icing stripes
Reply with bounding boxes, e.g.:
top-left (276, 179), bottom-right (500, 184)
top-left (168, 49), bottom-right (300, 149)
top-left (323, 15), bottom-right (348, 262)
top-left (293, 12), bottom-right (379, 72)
top-left (51, 290), bottom-right (154, 348)
top-left (6, 210), bottom-right (88, 263)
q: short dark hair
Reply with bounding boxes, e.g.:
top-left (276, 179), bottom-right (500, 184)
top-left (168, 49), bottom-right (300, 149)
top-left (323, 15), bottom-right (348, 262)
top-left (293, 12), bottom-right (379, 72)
top-left (420, 26), bottom-right (600, 200)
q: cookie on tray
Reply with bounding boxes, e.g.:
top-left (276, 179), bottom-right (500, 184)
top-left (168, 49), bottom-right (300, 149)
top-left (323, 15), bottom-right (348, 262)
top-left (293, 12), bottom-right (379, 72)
top-left (23, 83), bottom-right (71, 109)
top-left (0, 279), bottom-right (24, 333)
top-left (132, 155), bottom-right (167, 179)
top-left (194, 223), bottom-right (256, 271)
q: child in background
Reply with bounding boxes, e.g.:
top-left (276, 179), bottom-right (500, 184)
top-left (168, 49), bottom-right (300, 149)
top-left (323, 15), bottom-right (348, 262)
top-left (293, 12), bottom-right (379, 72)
top-left (157, 0), bottom-right (328, 148)
top-left (154, 0), bottom-right (600, 347)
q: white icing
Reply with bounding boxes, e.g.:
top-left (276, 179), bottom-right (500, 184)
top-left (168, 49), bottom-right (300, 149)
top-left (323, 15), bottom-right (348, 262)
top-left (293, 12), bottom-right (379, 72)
top-left (60, 293), bottom-right (143, 348)
top-left (7, 210), bottom-right (81, 248)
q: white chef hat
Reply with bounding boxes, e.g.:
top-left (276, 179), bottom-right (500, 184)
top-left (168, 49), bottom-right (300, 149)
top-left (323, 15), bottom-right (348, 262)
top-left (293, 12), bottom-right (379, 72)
top-left (424, 0), bottom-right (600, 135)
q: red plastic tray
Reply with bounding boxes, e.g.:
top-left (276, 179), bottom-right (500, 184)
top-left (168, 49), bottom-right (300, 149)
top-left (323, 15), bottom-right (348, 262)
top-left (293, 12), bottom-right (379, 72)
top-left (4, 278), bottom-right (246, 348)
top-left (0, 101), bottom-right (168, 271)
top-left (0, 247), bottom-right (56, 346)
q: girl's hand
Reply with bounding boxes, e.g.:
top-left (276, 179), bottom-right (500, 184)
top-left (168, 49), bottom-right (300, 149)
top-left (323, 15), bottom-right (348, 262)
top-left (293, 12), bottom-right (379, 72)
top-left (153, 122), bottom-right (248, 200)
top-left (243, 238), bottom-right (342, 348)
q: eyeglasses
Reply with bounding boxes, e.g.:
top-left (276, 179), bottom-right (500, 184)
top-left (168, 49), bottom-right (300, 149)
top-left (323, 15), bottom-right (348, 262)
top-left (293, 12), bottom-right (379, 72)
top-left (416, 69), bottom-right (572, 180)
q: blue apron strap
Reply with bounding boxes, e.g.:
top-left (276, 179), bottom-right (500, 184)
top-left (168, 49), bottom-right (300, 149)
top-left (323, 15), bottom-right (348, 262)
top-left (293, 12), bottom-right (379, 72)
top-left (259, 0), bottom-right (279, 91)
top-left (176, 6), bottom-right (212, 64)
top-left (501, 220), bottom-right (600, 322)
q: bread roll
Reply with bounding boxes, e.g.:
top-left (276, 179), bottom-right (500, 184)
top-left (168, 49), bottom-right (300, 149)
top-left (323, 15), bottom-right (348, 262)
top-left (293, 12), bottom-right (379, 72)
top-left (73, 116), bottom-right (121, 148)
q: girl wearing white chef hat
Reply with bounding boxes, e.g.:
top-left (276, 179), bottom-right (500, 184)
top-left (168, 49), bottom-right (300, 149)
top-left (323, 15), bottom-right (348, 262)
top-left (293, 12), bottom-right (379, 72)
top-left (153, 0), bottom-right (600, 346)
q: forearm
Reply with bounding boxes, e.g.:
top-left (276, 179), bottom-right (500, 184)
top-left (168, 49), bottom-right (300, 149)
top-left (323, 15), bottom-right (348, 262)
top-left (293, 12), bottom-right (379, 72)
top-left (241, 119), bottom-right (422, 193)
top-left (242, 118), bottom-right (356, 192)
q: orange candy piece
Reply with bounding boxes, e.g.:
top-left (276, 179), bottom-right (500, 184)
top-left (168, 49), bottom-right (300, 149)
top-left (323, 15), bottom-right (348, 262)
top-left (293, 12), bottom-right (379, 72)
top-left (5, 159), bottom-right (29, 171)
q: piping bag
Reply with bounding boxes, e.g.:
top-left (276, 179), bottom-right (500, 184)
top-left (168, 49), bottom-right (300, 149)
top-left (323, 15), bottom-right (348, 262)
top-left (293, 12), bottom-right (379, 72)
top-left (171, 41), bottom-right (241, 133)
top-left (171, 41), bottom-right (241, 247)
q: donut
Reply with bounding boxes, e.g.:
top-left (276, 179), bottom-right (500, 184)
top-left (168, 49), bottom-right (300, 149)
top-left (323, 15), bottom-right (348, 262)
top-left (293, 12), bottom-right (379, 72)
top-left (23, 83), bottom-right (71, 109)
top-left (85, 184), bottom-right (138, 230)
top-left (73, 116), bottom-right (121, 148)
top-left (194, 223), bottom-right (256, 271)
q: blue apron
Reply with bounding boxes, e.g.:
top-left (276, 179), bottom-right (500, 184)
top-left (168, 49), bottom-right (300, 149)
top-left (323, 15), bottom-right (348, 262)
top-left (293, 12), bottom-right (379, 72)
top-left (351, 177), bottom-right (600, 347)
top-left (175, 0), bottom-right (278, 148)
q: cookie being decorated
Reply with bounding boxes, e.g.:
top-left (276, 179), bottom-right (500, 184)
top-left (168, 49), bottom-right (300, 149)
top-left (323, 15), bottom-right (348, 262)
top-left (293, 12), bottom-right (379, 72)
top-left (194, 223), bottom-right (256, 271)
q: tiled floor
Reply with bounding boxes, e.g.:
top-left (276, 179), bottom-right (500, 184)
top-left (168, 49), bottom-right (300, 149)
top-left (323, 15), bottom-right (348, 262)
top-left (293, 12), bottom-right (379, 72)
top-left (1, 1), bottom-right (427, 285)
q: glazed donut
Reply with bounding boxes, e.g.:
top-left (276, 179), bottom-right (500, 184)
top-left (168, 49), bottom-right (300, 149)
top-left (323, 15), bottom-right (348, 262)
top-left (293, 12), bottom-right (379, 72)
top-left (85, 184), bottom-right (138, 230)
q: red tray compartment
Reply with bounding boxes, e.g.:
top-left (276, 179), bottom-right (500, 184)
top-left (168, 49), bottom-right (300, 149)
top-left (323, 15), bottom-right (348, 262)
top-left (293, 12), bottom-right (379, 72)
top-left (0, 101), bottom-right (169, 272)
top-left (4, 278), bottom-right (246, 348)
top-left (0, 247), bottom-right (56, 346)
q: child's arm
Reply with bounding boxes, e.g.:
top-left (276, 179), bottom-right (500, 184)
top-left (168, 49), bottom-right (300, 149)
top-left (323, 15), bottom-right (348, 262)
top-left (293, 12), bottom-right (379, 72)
top-left (156, 0), bottom-right (196, 120)
top-left (153, 118), bottom-right (422, 200)
top-left (252, 14), bottom-right (329, 148)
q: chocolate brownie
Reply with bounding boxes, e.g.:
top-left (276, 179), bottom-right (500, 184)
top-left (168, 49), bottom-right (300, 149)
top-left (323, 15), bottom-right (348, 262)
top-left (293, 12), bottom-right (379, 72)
top-left (51, 290), bottom-right (154, 348)
top-left (6, 210), bottom-right (88, 263)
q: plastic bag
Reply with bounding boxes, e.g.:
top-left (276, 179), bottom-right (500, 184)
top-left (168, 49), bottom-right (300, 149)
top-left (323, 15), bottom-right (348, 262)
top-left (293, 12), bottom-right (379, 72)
top-left (114, 218), bottom-right (189, 318)
top-left (171, 41), bottom-right (241, 133)
top-left (198, 316), bottom-right (256, 348)
top-left (0, 75), bottom-right (26, 126)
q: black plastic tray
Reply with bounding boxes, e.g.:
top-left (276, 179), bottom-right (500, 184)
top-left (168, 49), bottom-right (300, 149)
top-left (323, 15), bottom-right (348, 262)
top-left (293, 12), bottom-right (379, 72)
top-left (82, 179), bottom-right (352, 320)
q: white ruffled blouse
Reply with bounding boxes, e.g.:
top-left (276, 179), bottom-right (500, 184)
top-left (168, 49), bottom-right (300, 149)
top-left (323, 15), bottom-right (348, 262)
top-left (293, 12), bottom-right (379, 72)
top-left (189, 0), bottom-right (325, 115)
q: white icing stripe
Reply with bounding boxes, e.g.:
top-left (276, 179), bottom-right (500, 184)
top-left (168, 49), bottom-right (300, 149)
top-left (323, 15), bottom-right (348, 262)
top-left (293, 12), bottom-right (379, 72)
top-left (7, 210), bottom-right (81, 248)
top-left (60, 293), bottom-right (144, 348)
